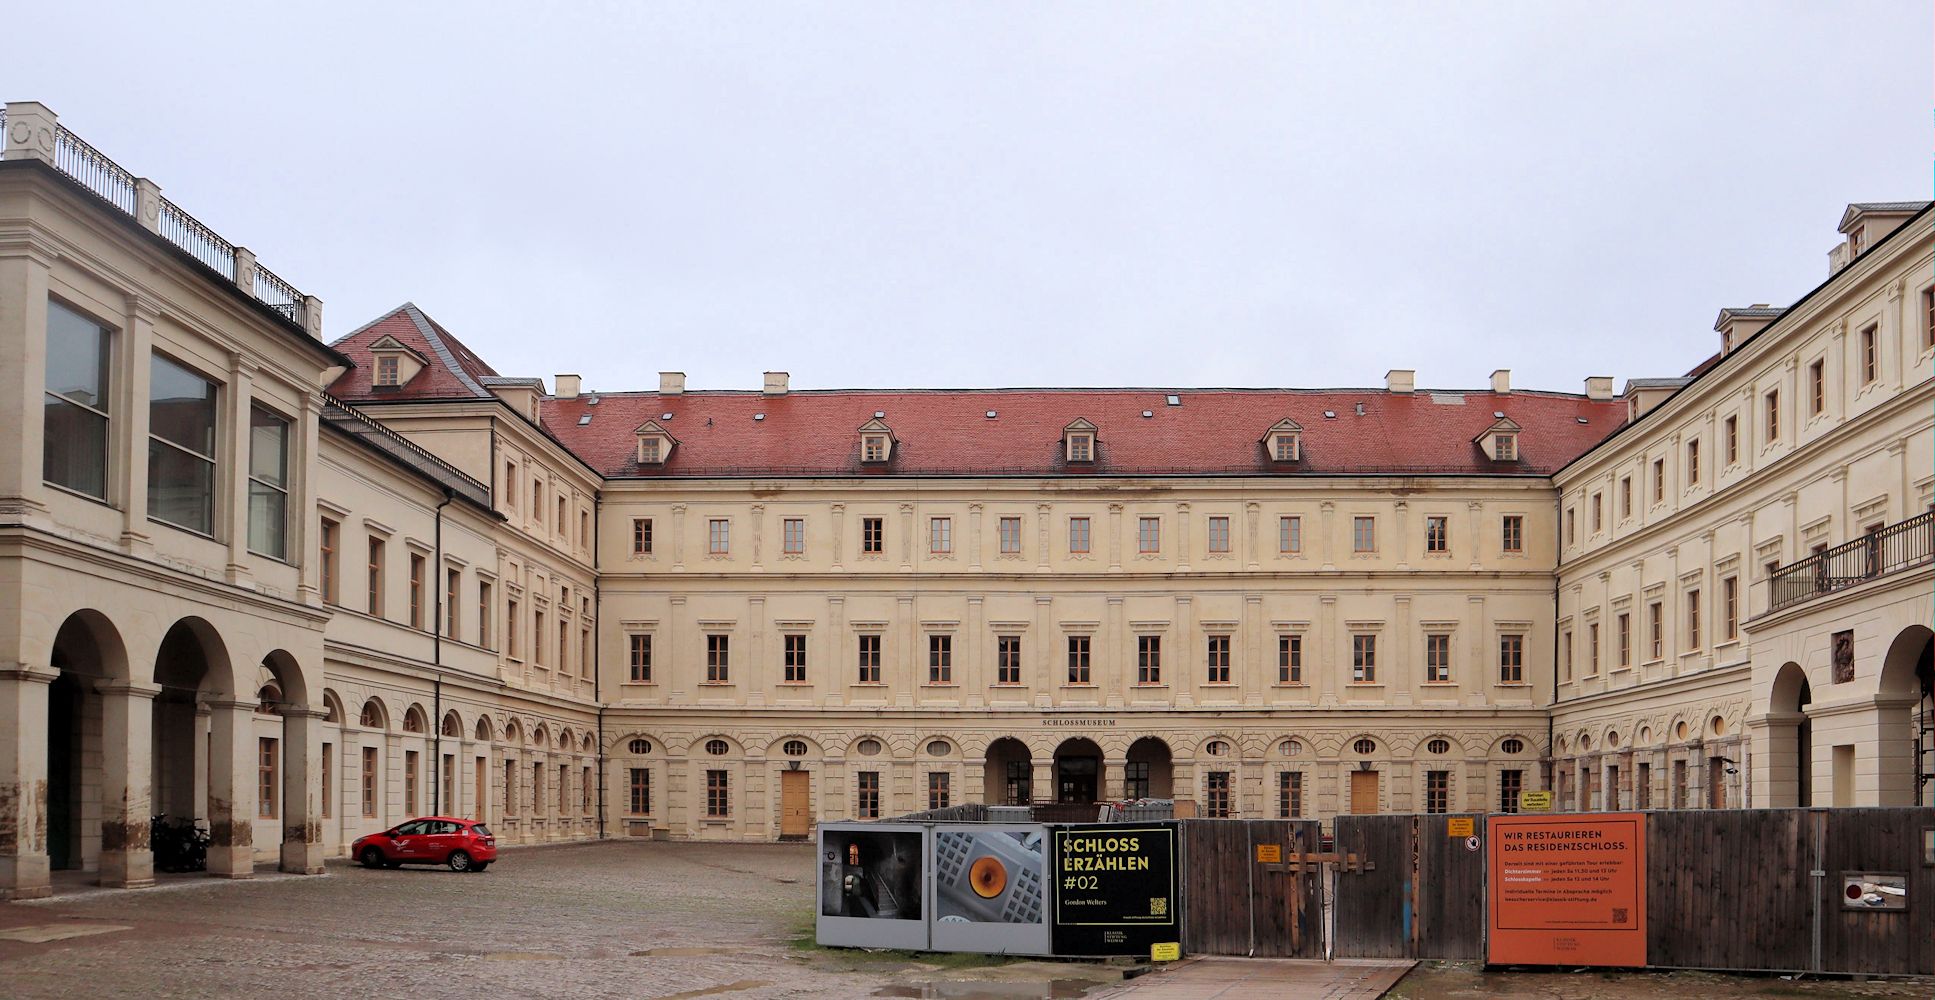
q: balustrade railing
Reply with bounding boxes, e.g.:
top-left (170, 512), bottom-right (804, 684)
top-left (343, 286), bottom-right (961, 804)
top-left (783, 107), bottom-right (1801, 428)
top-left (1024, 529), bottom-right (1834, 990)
top-left (52, 125), bottom-right (139, 215)
top-left (1766, 510), bottom-right (1935, 613)
top-left (253, 264), bottom-right (303, 320)
top-left (155, 197), bottom-right (237, 277)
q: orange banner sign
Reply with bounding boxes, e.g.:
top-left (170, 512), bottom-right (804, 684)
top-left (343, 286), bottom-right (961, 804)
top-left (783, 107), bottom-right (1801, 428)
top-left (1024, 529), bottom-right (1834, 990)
top-left (1487, 813), bottom-right (1646, 967)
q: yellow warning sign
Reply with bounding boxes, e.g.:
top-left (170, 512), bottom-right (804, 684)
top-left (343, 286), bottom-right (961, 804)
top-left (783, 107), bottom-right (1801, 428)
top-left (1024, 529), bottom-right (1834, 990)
top-left (1519, 790), bottom-right (1553, 812)
top-left (1446, 817), bottom-right (1475, 838)
top-left (1255, 843), bottom-right (1281, 863)
top-left (1151, 942), bottom-right (1181, 962)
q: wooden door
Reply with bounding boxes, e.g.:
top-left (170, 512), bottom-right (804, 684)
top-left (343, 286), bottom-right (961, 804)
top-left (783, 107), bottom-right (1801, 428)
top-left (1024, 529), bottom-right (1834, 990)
top-left (1349, 770), bottom-right (1379, 814)
top-left (780, 770), bottom-right (812, 839)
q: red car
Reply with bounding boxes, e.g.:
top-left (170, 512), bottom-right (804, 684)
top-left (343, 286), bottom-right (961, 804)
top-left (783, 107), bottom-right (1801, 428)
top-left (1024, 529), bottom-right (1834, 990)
top-left (353, 817), bottom-right (496, 872)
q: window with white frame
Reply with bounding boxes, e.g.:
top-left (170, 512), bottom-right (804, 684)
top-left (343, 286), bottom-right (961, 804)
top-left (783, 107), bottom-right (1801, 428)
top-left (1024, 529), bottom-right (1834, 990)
top-left (43, 301), bottom-right (112, 499)
top-left (247, 406), bottom-right (290, 558)
top-left (148, 353), bottom-right (219, 535)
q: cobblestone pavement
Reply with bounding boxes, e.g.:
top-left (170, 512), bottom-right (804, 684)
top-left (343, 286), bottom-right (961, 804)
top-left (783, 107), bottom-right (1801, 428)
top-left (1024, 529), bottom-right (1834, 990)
top-left (0, 840), bottom-right (1118, 1000)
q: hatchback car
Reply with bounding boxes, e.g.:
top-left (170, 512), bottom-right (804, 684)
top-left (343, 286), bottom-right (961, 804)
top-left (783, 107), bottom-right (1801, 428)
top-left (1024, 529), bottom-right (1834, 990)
top-left (353, 817), bottom-right (497, 872)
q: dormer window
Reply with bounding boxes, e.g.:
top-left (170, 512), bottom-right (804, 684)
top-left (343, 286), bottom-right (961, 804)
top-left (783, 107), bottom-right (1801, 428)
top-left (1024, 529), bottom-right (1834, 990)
top-left (1063, 418), bottom-right (1097, 464)
top-left (365, 335), bottom-right (426, 390)
top-left (857, 417), bottom-right (896, 464)
top-left (633, 420), bottom-right (676, 466)
top-left (1477, 416), bottom-right (1522, 462)
top-left (375, 355), bottom-right (399, 386)
top-left (1262, 418), bottom-right (1303, 464)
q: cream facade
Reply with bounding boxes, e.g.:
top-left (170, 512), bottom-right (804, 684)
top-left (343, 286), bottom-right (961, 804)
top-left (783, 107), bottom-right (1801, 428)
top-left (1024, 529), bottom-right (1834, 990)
top-left (1, 103), bottom-right (1929, 902)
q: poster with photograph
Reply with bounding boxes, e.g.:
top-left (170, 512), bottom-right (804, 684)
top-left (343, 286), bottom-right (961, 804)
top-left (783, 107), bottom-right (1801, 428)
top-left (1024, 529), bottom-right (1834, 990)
top-left (816, 824), bottom-right (930, 950)
top-left (929, 825), bottom-right (1053, 955)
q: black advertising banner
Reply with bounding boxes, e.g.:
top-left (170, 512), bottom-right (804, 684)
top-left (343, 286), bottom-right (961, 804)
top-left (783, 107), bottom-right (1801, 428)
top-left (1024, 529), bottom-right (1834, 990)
top-left (1049, 823), bottom-right (1179, 956)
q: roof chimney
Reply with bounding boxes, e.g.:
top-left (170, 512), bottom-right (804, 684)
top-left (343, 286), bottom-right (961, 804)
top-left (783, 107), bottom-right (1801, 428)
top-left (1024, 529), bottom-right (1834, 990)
top-left (659, 371), bottom-right (686, 396)
top-left (763, 371), bottom-right (789, 396)
top-left (554, 374), bottom-right (581, 399)
top-left (1490, 369), bottom-right (1511, 394)
top-left (1584, 376), bottom-right (1614, 401)
top-left (1385, 369), bottom-right (1415, 394)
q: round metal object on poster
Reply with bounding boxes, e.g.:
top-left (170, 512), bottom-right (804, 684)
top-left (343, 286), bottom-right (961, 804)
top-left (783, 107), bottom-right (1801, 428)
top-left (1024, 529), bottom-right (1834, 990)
top-left (1465, 835), bottom-right (1481, 852)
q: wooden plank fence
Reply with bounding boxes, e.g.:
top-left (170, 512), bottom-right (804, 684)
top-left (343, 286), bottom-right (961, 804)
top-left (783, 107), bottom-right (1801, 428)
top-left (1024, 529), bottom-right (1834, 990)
top-left (1178, 819), bottom-right (1324, 958)
top-left (1334, 814), bottom-right (1487, 960)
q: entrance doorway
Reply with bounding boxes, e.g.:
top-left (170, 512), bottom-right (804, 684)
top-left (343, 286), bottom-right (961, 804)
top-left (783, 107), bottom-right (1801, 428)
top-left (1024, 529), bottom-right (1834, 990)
top-left (46, 672), bottom-right (82, 871)
top-left (1349, 770), bottom-right (1380, 814)
top-left (1054, 739), bottom-right (1102, 804)
top-left (780, 770), bottom-right (812, 840)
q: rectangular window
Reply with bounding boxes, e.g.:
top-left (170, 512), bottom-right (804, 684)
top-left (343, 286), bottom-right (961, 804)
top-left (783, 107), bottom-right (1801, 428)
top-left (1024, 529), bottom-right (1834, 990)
top-left (1067, 434), bottom-right (1092, 462)
top-left (1280, 515), bottom-right (1301, 554)
top-left (1589, 622), bottom-right (1601, 674)
top-left (478, 581), bottom-right (493, 648)
top-left (1673, 759), bottom-right (1687, 809)
top-left (858, 634), bottom-right (882, 683)
top-left (1425, 770), bottom-right (1449, 814)
top-left (246, 406), bottom-right (291, 558)
top-left (1860, 324), bottom-right (1877, 383)
top-left (409, 553), bottom-right (426, 629)
top-left (1636, 762), bottom-right (1651, 810)
top-left (361, 746), bottom-right (378, 817)
top-left (998, 516), bottom-right (1022, 554)
top-left (1686, 438), bottom-right (1700, 486)
top-left (504, 760), bottom-right (516, 816)
top-left (929, 516), bottom-right (951, 554)
top-left (1565, 508), bottom-right (1575, 545)
top-left (1620, 477), bottom-right (1632, 518)
top-left (1137, 634), bottom-right (1161, 685)
top-left (531, 479), bottom-right (541, 523)
top-left (1605, 764), bottom-right (1621, 811)
top-left (1766, 389), bottom-right (1780, 440)
top-left (444, 568), bottom-right (460, 637)
top-left (629, 768), bottom-right (651, 814)
top-left (374, 354), bottom-right (399, 386)
top-left (1651, 458), bottom-right (1665, 504)
top-left (367, 538), bottom-right (385, 617)
top-left (148, 353), bottom-right (219, 534)
top-left (928, 772), bottom-right (951, 811)
top-left (1067, 635), bottom-right (1091, 684)
top-left (1648, 601), bottom-right (1663, 660)
top-left (1925, 288), bottom-right (1935, 350)
top-left (1206, 635), bottom-right (1231, 683)
top-left (706, 770), bottom-right (730, 817)
top-left (629, 634), bottom-right (653, 682)
top-left (928, 634), bottom-right (952, 683)
top-left (1352, 634), bottom-right (1376, 683)
top-left (705, 634), bottom-right (729, 683)
top-left (1499, 769), bottom-right (1523, 814)
top-left (1724, 416), bottom-right (1738, 465)
top-left (1277, 771), bottom-right (1303, 819)
top-left (1205, 771), bottom-right (1232, 818)
top-left (633, 517), bottom-right (653, 555)
top-left (506, 598), bottom-right (519, 658)
top-left (1617, 613), bottom-right (1631, 667)
top-left (1809, 360), bottom-right (1825, 415)
top-left (1125, 762), bottom-right (1150, 800)
top-left (258, 737), bottom-right (278, 818)
top-left (320, 744), bottom-right (334, 819)
top-left (1278, 634), bottom-right (1302, 683)
top-left (503, 464), bottom-right (516, 511)
top-left (862, 435), bottom-right (887, 462)
top-left (1722, 576), bottom-right (1738, 641)
top-left (319, 518), bottom-right (340, 604)
top-left (1499, 634), bottom-right (1524, 683)
top-left (1138, 516), bottom-right (1160, 553)
top-left (1562, 630), bottom-right (1572, 680)
top-left (862, 516), bottom-right (884, 553)
top-left (1590, 493), bottom-right (1602, 532)
top-left (996, 635), bottom-right (1021, 685)
top-left (405, 750), bottom-right (419, 814)
top-left (708, 518), bottom-right (730, 554)
top-left (1495, 433), bottom-right (1517, 461)
top-left (534, 611), bottom-right (546, 666)
top-left (1425, 515), bottom-right (1448, 552)
top-left (1501, 515), bottom-right (1523, 553)
top-left (1068, 516), bottom-right (1091, 554)
top-left (1426, 633), bottom-right (1451, 683)
top-left (556, 496), bottom-right (567, 538)
top-left (1005, 761), bottom-right (1032, 806)
top-left (855, 771), bottom-right (880, 819)
top-left (1686, 589), bottom-right (1702, 650)
top-left (1207, 515), bottom-right (1231, 553)
top-left (784, 633), bottom-right (808, 683)
top-left (44, 300), bottom-right (112, 499)
top-left (1352, 516), bottom-right (1375, 552)
top-left (783, 517), bottom-right (805, 555)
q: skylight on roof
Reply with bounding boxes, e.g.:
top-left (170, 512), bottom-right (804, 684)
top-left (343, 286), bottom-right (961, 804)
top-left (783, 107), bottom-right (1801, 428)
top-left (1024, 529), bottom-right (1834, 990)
top-left (1165, 395), bottom-right (1181, 406)
top-left (1323, 410), bottom-right (1336, 419)
top-left (1142, 410), bottom-right (1153, 418)
top-left (577, 414), bottom-right (591, 426)
top-left (754, 413), bottom-right (765, 421)
top-left (661, 412), bottom-right (674, 420)
top-left (874, 411), bottom-right (886, 419)
top-left (986, 410), bottom-right (997, 419)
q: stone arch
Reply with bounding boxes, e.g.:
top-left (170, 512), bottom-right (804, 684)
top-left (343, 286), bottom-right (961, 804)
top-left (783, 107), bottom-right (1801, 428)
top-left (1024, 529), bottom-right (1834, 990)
top-left (402, 704), bottom-right (428, 734)
top-left (1125, 736), bottom-right (1173, 800)
top-left (530, 722), bottom-right (549, 747)
top-left (1768, 660), bottom-right (1813, 807)
top-left (359, 697), bottom-right (390, 731)
top-left (580, 733), bottom-right (593, 754)
top-left (44, 610), bottom-right (134, 874)
top-left (984, 737), bottom-right (1032, 805)
top-left (557, 727), bottom-right (574, 751)
top-left (155, 617), bottom-right (237, 699)
top-left (502, 717), bottom-right (523, 745)
top-left (321, 689), bottom-right (346, 724)
top-left (1877, 626), bottom-right (1931, 805)
top-left (256, 649), bottom-right (310, 711)
top-left (1190, 733), bottom-right (1238, 761)
top-left (768, 734), bottom-right (821, 757)
top-left (1052, 738), bottom-right (1105, 804)
top-left (694, 734), bottom-right (740, 757)
top-left (441, 709), bottom-right (463, 738)
top-left (1491, 732), bottom-right (1536, 756)
top-left (474, 716), bottom-right (495, 743)
top-left (1418, 732), bottom-right (1464, 757)
top-left (846, 733), bottom-right (889, 760)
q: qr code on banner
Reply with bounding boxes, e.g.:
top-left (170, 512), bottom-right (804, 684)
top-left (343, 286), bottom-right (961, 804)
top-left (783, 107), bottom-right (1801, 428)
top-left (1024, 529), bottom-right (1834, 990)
top-left (1612, 908), bottom-right (1629, 925)
top-left (1149, 897), bottom-right (1168, 917)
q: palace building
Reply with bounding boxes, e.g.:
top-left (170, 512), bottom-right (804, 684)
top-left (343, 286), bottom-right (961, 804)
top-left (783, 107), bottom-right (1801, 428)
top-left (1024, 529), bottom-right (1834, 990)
top-left (1, 102), bottom-right (1929, 899)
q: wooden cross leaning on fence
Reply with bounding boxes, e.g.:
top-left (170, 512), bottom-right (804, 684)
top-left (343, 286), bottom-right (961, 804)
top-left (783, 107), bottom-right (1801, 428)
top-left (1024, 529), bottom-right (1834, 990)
top-left (1259, 851), bottom-right (1376, 875)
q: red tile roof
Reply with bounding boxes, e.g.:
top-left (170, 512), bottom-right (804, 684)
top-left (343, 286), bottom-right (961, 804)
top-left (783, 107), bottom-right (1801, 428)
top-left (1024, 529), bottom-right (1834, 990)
top-left (541, 388), bottom-right (1626, 479)
top-left (328, 303), bottom-right (500, 401)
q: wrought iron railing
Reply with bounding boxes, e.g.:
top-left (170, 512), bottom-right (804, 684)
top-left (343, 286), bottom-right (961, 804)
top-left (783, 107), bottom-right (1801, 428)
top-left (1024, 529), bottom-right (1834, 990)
top-left (4, 109), bottom-right (310, 329)
top-left (1766, 510), bottom-right (1935, 613)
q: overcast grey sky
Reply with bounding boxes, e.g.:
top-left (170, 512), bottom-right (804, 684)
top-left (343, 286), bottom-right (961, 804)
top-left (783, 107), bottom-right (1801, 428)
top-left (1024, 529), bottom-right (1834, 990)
top-left (13, 2), bottom-right (1930, 394)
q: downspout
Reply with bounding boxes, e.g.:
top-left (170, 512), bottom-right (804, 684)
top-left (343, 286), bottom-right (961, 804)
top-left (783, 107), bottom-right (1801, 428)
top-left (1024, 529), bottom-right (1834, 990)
top-left (432, 487), bottom-right (454, 814)
top-left (594, 491), bottom-right (606, 840)
top-left (1548, 496), bottom-right (1561, 800)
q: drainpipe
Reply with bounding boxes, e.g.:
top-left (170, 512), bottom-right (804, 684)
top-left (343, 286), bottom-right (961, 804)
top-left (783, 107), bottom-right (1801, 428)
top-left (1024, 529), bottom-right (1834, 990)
top-left (431, 487), bottom-right (454, 814)
top-left (1548, 498), bottom-right (1561, 799)
top-left (594, 492), bottom-right (606, 840)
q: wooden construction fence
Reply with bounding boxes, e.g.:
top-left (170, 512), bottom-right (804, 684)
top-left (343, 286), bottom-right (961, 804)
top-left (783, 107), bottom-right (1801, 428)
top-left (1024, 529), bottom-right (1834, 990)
top-left (1333, 813), bottom-right (1486, 960)
top-left (1177, 819), bottom-right (1325, 958)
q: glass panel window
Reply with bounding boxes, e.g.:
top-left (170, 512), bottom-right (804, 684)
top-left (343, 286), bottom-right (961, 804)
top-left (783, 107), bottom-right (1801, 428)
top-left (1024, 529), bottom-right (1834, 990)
top-left (1137, 635), bottom-right (1161, 685)
top-left (1723, 416), bottom-right (1738, 465)
top-left (409, 554), bottom-right (425, 629)
top-left (245, 407), bottom-right (291, 558)
top-left (1068, 516), bottom-right (1091, 554)
top-left (858, 634), bottom-right (882, 683)
top-left (1498, 769), bottom-right (1523, 813)
top-left (1808, 360), bottom-right (1824, 414)
top-left (996, 635), bottom-right (1021, 684)
top-left (1588, 622), bottom-right (1600, 674)
top-left (43, 300), bottom-right (112, 499)
top-left (783, 517), bottom-right (805, 554)
top-left (1617, 613), bottom-right (1631, 667)
top-left (629, 768), bottom-right (651, 814)
top-left (708, 518), bottom-right (730, 554)
top-left (1501, 515), bottom-right (1523, 553)
top-left (1722, 576), bottom-right (1738, 640)
top-left (367, 538), bottom-right (385, 617)
top-left (705, 634), bottom-right (729, 683)
top-left (1352, 634), bottom-right (1376, 682)
top-left (1425, 770), bottom-right (1449, 814)
top-left (784, 633), bottom-right (808, 683)
top-left (1205, 771), bottom-right (1231, 818)
top-left (445, 568), bottom-right (460, 637)
top-left (1352, 516), bottom-right (1375, 552)
top-left (1066, 635), bottom-right (1091, 684)
top-left (706, 770), bottom-right (730, 817)
top-left (629, 634), bottom-right (652, 682)
top-left (1280, 516), bottom-right (1301, 553)
top-left (319, 518), bottom-right (340, 603)
top-left (1499, 634), bottom-right (1524, 683)
top-left (361, 746), bottom-right (378, 817)
top-left (1426, 633), bottom-right (1451, 682)
top-left (929, 516), bottom-right (951, 554)
top-left (1207, 516), bottom-right (1230, 553)
top-left (1424, 515), bottom-right (1448, 553)
top-left (1206, 635), bottom-right (1231, 683)
top-left (1277, 771), bottom-right (1303, 818)
top-left (1125, 762), bottom-right (1151, 800)
top-left (633, 517), bottom-right (653, 554)
top-left (928, 772), bottom-right (951, 811)
top-left (1765, 389), bottom-right (1780, 440)
top-left (928, 634), bottom-right (952, 683)
top-left (478, 581), bottom-right (493, 647)
top-left (855, 771), bottom-right (880, 819)
top-left (1686, 590), bottom-right (1701, 650)
top-left (148, 353), bottom-right (218, 534)
top-left (1648, 602), bottom-right (1663, 660)
top-left (1138, 517), bottom-right (1160, 553)
top-left (258, 738), bottom-right (279, 818)
top-left (862, 516), bottom-right (884, 553)
top-left (998, 516), bottom-right (1022, 554)
top-left (1687, 438), bottom-right (1700, 486)
top-left (1277, 634), bottom-right (1301, 683)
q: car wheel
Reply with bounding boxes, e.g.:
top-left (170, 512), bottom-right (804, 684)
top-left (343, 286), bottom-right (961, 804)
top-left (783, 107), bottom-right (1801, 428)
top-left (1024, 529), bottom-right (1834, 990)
top-left (447, 850), bottom-right (472, 873)
top-left (360, 847), bottom-right (385, 869)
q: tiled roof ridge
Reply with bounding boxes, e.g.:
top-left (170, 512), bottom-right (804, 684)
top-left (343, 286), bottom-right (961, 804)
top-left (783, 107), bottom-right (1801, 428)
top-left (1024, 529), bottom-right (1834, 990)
top-left (545, 385), bottom-right (1600, 400)
top-left (400, 304), bottom-right (492, 398)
